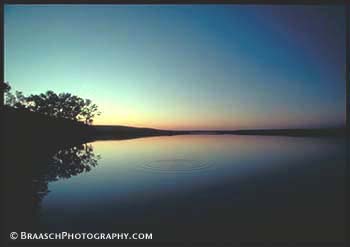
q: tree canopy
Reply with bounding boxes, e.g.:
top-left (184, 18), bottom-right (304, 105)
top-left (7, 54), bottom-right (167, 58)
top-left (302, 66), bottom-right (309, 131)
top-left (5, 83), bottom-right (100, 124)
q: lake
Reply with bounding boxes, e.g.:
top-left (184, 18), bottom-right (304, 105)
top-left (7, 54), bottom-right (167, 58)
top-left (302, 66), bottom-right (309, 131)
top-left (36, 135), bottom-right (346, 243)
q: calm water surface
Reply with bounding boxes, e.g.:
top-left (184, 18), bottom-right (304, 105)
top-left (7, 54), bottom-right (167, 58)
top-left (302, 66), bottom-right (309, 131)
top-left (37, 135), bottom-right (346, 242)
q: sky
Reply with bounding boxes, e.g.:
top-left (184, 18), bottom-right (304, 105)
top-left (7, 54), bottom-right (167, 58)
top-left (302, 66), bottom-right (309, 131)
top-left (4, 4), bottom-right (346, 130)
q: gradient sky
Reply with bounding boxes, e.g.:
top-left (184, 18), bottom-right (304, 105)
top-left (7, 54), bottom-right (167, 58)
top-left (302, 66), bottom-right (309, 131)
top-left (4, 4), bottom-right (346, 130)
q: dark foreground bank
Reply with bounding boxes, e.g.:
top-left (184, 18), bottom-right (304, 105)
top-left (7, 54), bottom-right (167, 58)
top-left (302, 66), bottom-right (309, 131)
top-left (2, 107), bottom-right (347, 151)
top-left (1, 107), bottom-right (347, 246)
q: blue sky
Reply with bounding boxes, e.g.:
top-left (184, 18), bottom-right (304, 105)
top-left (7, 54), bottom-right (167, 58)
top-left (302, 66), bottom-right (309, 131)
top-left (4, 4), bottom-right (346, 129)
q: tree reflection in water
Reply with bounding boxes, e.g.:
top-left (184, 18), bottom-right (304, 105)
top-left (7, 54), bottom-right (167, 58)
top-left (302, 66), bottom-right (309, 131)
top-left (33, 143), bottom-right (100, 209)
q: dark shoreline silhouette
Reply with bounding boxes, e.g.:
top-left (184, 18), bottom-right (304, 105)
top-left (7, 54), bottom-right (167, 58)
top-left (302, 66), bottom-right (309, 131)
top-left (94, 125), bottom-right (347, 138)
top-left (2, 106), bottom-right (347, 148)
top-left (1, 106), bottom-right (347, 237)
top-left (178, 128), bottom-right (347, 137)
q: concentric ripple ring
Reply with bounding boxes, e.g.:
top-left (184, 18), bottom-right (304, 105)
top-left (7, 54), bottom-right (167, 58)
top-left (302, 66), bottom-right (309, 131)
top-left (141, 159), bottom-right (210, 173)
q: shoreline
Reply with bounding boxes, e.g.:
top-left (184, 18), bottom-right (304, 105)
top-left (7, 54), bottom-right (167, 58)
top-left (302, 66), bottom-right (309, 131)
top-left (93, 125), bottom-right (347, 139)
top-left (2, 107), bottom-right (347, 154)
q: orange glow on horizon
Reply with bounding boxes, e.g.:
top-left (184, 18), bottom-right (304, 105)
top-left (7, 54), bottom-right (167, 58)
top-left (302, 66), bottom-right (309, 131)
top-left (92, 112), bottom-right (329, 131)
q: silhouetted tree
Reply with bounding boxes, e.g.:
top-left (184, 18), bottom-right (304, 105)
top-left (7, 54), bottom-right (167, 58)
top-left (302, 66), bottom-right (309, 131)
top-left (81, 99), bottom-right (100, 124)
top-left (5, 83), bottom-right (101, 124)
top-left (5, 90), bottom-right (27, 109)
top-left (0, 82), bottom-right (11, 106)
top-left (1, 81), bottom-right (11, 93)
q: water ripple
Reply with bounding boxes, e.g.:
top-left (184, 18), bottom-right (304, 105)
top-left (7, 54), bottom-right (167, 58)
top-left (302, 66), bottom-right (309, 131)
top-left (140, 159), bottom-right (211, 173)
